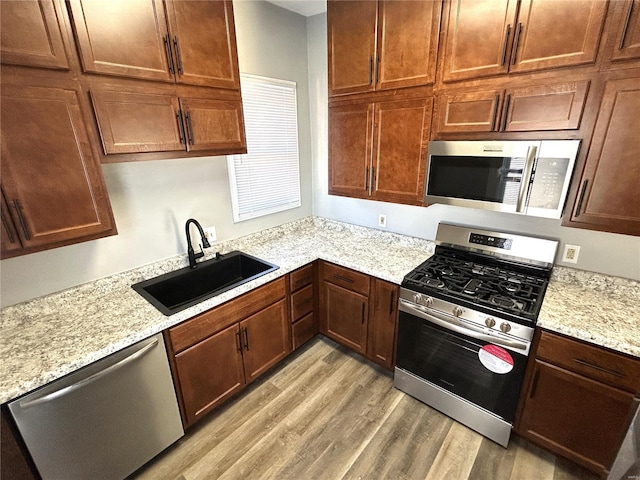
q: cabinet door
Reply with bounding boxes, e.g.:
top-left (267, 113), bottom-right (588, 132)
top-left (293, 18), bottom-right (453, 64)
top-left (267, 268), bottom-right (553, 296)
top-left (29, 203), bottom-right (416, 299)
top-left (609, 0), bottom-right (640, 63)
top-left (328, 102), bottom-right (373, 198)
top-left (322, 282), bottom-right (369, 355)
top-left (564, 77), bottom-right (640, 236)
top-left (376, 0), bottom-right (441, 90)
top-left (372, 98), bottom-right (431, 205)
top-left (67, 0), bottom-right (174, 82)
top-left (174, 324), bottom-right (245, 427)
top-left (510, 0), bottom-right (607, 74)
top-left (434, 89), bottom-right (503, 133)
top-left (165, 0), bottom-right (240, 89)
top-left (367, 279), bottom-right (398, 370)
top-left (0, 83), bottom-right (115, 251)
top-left (1, 191), bottom-right (22, 256)
top-left (327, 0), bottom-right (377, 96)
top-left (90, 89), bottom-right (184, 154)
top-left (240, 299), bottom-right (291, 383)
top-left (0, 0), bottom-right (69, 70)
top-left (179, 97), bottom-right (246, 153)
top-left (502, 80), bottom-right (589, 132)
top-left (518, 360), bottom-right (635, 474)
top-left (441, 0), bottom-right (517, 82)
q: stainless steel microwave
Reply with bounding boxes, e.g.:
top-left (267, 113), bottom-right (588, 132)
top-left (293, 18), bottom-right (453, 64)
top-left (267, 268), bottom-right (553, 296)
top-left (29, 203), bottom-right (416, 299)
top-left (424, 140), bottom-right (580, 219)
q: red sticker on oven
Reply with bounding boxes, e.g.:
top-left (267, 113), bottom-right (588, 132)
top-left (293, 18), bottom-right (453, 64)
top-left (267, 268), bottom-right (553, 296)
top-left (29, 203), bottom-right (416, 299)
top-left (478, 345), bottom-right (514, 374)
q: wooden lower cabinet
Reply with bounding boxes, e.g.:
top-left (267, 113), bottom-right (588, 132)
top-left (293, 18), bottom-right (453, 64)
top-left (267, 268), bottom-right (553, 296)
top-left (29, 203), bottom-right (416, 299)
top-left (319, 262), bottom-right (398, 370)
top-left (166, 278), bottom-right (291, 428)
top-left (289, 263), bottom-right (317, 350)
top-left (174, 324), bottom-right (245, 426)
top-left (516, 330), bottom-right (640, 476)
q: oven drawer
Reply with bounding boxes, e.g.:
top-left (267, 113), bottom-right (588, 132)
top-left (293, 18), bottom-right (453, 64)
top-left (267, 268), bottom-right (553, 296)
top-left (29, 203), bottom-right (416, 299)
top-left (536, 330), bottom-right (640, 393)
top-left (322, 263), bottom-right (370, 296)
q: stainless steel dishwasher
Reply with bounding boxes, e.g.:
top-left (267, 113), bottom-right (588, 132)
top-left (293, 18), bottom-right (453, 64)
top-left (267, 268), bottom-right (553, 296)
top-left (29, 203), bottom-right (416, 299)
top-left (8, 333), bottom-right (184, 480)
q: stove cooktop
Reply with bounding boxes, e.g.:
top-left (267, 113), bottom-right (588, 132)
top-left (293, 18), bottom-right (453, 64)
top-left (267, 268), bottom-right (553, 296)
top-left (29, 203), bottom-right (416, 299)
top-left (402, 247), bottom-right (549, 324)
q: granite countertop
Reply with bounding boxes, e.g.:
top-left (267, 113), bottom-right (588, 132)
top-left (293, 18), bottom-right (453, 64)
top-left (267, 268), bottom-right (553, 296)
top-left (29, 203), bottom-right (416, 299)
top-left (1, 216), bottom-right (639, 404)
top-left (538, 267), bottom-right (640, 357)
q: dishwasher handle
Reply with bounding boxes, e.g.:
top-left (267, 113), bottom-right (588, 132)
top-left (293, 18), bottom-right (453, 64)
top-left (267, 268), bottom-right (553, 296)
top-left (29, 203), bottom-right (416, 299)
top-left (19, 337), bottom-right (159, 409)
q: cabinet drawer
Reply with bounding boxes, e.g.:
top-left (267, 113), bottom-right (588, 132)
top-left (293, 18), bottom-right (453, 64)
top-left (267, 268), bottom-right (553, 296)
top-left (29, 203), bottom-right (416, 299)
top-left (292, 313), bottom-right (314, 350)
top-left (322, 263), bottom-right (370, 296)
top-left (291, 284), bottom-right (314, 322)
top-left (290, 264), bottom-right (314, 292)
top-left (435, 90), bottom-right (502, 133)
top-left (537, 330), bottom-right (640, 393)
top-left (168, 277), bottom-right (286, 353)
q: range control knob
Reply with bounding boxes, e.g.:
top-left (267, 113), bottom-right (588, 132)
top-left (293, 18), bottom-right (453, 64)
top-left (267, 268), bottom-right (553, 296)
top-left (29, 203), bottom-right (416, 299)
top-left (453, 306), bottom-right (463, 317)
top-left (500, 322), bottom-right (512, 333)
top-left (485, 317), bottom-right (496, 328)
top-left (424, 296), bottom-right (434, 307)
top-left (413, 293), bottom-right (423, 304)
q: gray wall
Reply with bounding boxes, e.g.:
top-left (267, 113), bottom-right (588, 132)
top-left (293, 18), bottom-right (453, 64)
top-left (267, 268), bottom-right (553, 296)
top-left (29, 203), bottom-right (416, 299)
top-left (307, 13), bottom-right (640, 281)
top-left (0, 1), bottom-right (313, 307)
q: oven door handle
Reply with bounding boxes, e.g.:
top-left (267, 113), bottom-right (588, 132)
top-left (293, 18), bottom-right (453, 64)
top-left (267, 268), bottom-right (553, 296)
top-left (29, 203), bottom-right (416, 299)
top-left (399, 299), bottom-right (529, 353)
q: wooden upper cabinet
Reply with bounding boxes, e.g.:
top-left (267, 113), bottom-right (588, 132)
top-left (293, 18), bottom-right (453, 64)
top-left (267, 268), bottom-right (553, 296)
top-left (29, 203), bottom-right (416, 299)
top-left (372, 98), bottom-right (431, 204)
top-left (376, 0), bottom-right (442, 90)
top-left (90, 89), bottom-right (184, 154)
top-left (328, 102), bottom-right (373, 198)
top-left (165, 0), bottom-right (240, 89)
top-left (178, 97), bottom-right (246, 153)
top-left (0, 0), bottom-right (69, 70)
top-left (328, 0), bottom-right (441, 96)
top-left (510, 0), bottom-right (607, 74)
top-left (442, 0), bottom-right (607, 82)
top-left (607, 0), bottom-right (640, 63)
top-left (435, 89), bottom-right (502, 133)
top-left (67, 0), bottom-right (174, 82)
top-left (441, 0), bottom-right (517, 82)
top-left (67, 0), bottom-right (240, 89)
top-left (0, 81), bottom-right (116, 256)
top-left (564, 76), bottom-right (640, 236)
top-left (328, 0), bottom-right (377, 96)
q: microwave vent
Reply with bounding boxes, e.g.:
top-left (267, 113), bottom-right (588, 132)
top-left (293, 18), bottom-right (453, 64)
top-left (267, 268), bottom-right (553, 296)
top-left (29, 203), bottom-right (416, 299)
top-left (483, 145), bottom-right (504, 152)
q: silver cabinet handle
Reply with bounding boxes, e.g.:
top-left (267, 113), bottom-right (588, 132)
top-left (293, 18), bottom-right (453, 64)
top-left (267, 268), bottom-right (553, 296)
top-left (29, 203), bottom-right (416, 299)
top-left (516, 146), bottom-right (537, 213)
top-left (19, 338), bottom-right (159, 409)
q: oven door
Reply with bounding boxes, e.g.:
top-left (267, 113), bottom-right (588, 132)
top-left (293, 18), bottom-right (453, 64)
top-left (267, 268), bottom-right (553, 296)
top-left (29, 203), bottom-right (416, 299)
top-left (396, 300), bottom-right (529, 423)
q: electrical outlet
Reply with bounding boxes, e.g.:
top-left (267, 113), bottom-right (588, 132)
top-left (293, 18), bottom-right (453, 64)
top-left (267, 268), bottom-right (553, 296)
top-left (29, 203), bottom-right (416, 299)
top-left (378, 214), bottom-right (387, 228)
top-left (562, 244), bottom-right (580, 264)
top-left (204, 226), bottom-right (217, 243)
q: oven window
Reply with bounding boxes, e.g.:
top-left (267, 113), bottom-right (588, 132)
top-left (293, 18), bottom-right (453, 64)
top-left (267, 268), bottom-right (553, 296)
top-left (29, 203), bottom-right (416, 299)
top-left (396, 311), bottom-right (527, 422)
top-left (427, 155), bottom-right (524, 204)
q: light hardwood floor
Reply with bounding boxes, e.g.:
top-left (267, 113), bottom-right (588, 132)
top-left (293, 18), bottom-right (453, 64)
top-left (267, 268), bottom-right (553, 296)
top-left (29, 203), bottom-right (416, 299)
top-left (131, 336), bottom-right (598, 480)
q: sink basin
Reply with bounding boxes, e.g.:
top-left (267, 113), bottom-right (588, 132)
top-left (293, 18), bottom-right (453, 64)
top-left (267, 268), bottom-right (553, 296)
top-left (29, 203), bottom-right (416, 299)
top-left (132, 251), bottom-right (279, 315)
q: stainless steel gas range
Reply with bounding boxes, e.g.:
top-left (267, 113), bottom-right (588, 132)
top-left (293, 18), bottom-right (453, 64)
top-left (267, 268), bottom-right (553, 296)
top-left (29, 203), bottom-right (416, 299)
top-left (394, 223), bottom-right (558, 447)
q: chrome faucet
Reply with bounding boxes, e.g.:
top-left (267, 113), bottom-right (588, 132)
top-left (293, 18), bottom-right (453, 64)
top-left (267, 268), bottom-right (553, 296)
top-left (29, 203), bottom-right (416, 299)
top-left (185, 218), bottom-right (211, 269)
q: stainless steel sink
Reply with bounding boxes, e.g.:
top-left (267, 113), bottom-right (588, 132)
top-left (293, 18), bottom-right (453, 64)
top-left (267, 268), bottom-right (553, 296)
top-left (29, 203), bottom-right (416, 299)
top-left (132, 251), bottom-right (279, 315)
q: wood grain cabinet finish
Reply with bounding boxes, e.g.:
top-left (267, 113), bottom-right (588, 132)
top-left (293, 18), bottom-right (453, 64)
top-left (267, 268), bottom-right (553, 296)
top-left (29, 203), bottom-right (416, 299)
top-left (435, 80), bottom-right (589, 134)
top-left (517, 330), bottom-right (640, 476)
top-left (290, 264), bottom-right (316, 350)
top-left (328, 0), bottom-right (441, 96)
top-left (563, 76), bottom-right (640, 236)
top-left (166, 278), bottom-right (291, 428)
top-left (367, 279), bottom-right (398, 370)
top-left (329, 97), bottom-right (432, 205)
top-left (0, 0), bottom-right (69, 70)
top-left (0, 81), bottom-right (116, 258)
top-left (441, 0), bottom-right (607, 82)
top-left (68, 0), bottom-right (239, 89)
top-left (178, 97), bottom-right (245, 152)
top-left (607, 0), bottom-right (640, 63)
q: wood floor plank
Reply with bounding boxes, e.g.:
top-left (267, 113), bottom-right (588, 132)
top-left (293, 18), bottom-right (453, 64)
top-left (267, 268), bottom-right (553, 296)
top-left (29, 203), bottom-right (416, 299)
top-left (130, 337), bottom-right (600, 480)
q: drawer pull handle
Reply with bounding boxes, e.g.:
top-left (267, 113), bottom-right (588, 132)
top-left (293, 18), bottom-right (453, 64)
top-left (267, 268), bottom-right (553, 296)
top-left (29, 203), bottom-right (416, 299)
top-left (333, 274), bottom-right (354, 284)
top-left (574, 358), bottom-right (625, 378)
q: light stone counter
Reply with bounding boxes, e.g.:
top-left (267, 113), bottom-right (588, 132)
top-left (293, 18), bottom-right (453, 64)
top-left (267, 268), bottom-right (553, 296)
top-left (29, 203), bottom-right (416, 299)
top-left (0, 217), bottom-right (435, 404)
top-left (538, 267), bottom-right (640, 358)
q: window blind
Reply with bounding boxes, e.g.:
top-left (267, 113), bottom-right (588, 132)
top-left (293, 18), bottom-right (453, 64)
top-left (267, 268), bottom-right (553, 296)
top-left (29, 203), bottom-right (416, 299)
top-left (228, 74), bottom-right (301, 222)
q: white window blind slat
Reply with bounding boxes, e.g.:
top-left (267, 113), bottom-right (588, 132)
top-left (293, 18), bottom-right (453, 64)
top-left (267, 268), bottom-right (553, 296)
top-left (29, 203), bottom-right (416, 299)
top-left (227, 74), bottom-right (301, 222)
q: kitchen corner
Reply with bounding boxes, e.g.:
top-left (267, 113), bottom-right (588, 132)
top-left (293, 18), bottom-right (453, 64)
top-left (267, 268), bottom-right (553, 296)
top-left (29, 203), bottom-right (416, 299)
top-left (2, 215), bottom-right (638, 406)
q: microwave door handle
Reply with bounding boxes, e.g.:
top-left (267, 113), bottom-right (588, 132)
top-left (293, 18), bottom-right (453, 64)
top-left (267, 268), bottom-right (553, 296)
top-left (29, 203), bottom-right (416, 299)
top-left (516, 146), bottom-right (538, 213)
